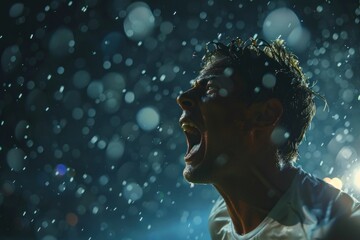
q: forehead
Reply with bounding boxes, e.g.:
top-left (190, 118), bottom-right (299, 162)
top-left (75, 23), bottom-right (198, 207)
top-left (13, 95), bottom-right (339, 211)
top-left (192, 57), bottom-right (239, 86)
top-left (200, 56), bottom-right (234, 76)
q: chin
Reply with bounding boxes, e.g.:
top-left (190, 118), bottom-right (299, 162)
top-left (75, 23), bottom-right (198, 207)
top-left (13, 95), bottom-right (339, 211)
top-left (183, 162), bottom-right (214, 184)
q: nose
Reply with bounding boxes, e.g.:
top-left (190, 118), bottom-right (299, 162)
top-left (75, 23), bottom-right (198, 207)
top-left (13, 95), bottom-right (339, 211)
top-left (177, 90), bottom-right (195, 110)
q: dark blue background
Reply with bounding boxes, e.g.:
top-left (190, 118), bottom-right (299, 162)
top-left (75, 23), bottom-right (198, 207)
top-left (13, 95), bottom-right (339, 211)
top-left (1, 0), bottom-right (360, 239)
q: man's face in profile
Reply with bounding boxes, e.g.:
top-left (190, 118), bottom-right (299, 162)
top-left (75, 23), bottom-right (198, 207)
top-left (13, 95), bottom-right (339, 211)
top-left (177, 59), bottom-right (254, 184)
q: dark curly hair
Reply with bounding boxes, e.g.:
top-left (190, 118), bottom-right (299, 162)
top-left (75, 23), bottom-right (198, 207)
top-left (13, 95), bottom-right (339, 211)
top-left (201, 37), bottom-right (323, 163)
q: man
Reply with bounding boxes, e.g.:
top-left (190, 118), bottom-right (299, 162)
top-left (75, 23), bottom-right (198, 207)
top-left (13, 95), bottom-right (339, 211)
top-left (177, 37), bottom-right (360, 239)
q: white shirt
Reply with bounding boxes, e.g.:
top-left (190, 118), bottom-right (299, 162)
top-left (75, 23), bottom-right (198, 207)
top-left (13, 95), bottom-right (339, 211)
top-left (209, 169), bottom-right (360, 240)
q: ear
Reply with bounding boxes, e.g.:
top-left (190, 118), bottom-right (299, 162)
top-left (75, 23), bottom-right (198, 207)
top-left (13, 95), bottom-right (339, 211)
top-left (250, 98), bottom-right (283, 128)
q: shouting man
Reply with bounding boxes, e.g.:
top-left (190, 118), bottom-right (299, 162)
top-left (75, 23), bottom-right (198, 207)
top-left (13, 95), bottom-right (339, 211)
top-left (177, 37), bottom-right (360, 239)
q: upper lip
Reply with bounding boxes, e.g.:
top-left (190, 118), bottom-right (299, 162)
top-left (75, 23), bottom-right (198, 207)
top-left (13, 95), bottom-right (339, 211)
top-left (179, 117), bottom-right (201, 133)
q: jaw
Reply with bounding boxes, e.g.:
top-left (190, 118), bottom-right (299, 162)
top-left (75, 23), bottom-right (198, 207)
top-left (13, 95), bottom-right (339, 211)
top-left (183, 132), bottom-right (219, 184)
top-left (183, 132), bottom-right (251, 184)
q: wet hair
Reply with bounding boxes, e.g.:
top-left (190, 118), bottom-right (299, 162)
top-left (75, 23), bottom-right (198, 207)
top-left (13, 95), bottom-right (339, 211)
top-left (201, 37), bottom-right (324, 163)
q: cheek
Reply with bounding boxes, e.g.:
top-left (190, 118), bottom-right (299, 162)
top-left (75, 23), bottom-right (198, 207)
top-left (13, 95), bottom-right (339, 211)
top-left (202, 106), bottom-right (231, 124)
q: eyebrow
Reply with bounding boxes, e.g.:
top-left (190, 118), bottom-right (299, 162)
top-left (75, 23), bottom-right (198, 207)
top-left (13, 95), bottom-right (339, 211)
top-left (190, 74), bottom-right (223, 87)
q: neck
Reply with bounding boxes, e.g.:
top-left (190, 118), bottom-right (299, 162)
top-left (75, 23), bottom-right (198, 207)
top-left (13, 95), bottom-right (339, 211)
top-left (213, 161), bottom-right (297, 235)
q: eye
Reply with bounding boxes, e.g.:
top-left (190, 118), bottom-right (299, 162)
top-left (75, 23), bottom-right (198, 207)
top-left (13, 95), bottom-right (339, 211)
top-left (206, 83), bottom-right (219, 95)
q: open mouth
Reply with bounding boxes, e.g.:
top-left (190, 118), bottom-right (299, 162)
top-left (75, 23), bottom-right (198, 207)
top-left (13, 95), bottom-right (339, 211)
top-left (181, 122), bottom-right (204, 164)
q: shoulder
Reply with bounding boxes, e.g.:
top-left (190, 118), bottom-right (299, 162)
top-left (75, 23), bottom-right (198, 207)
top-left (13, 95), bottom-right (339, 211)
top-left (295, 169), bottom-right (359, 220)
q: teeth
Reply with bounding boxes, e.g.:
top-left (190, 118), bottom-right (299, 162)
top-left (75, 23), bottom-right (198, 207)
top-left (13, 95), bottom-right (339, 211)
top-left (181, 123), bottom-right (198, 133)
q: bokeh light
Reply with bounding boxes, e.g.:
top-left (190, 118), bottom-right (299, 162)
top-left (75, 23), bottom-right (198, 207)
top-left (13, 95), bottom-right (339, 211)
top-left (1, 1), bottom-right (360, 239)
top-left (323, 177), bottom-right (343, 190)
top-left (136, 106), bottom-right (160, 131)
top-left (353, 169), bottom-right (360, 190)
top-left (123, 2), bottom-right (155, 41)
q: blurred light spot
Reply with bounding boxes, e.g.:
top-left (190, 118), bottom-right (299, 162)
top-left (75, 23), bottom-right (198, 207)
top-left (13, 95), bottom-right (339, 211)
top-left (160, 21), bottom-right (174, 35)
top-left (123, 182), bottom-right (143, 201)
top-left (57, 66), bottom-right (65, 74)
top-left (323, 177), bottom-right (343, 190)
top-left (76, 187), bottom-right (85, 197)
top-left (193, 216), bottom-right (202, 225)
top-left (97, 140), bottom-right (107, 150)
top-left (270, 127), bottom-right (289, 145)
top-left (125, 91), bottom-right (135, 103)
top-left (219, 88), bottom-right (228, 97)
top-left (6, 148), bottom-right (25, 171)
top-left (125, 58), bottom-right (133, 66)
top-left (55, 164), bottom-right (67, 176)
top-left (73, 70), bottom-right (91, 89)
top-left (287, 26), bottom-right (311, 52)
top-left (342, 89), bottom-right (354, 102)
top-left (99, 175), bottom-right (109, 185)
top-left (92, 206), bottom-right (99, 214)
top-left (263, 8), bottom-right (300, 40)
top-left (101, 32), bottom-right (123, 55)
top-left (29, 194), bottom-right (40, 205)
top-left (136, 107), bottom-right (160, 131)
top-left (103, 61), bottom-right (111, 69)
top-left (9, 3), bottom-right (24, 18)
top-left (315, 106), bottom-right (328, 120)
top-left (15, 120), bottom-right (29, 141)
top-left (2, 181), bottom-right (15, 195)
top-left (262, 73), bottom-right (276, 88)
top-left (353, 169), bottom-right (360, 189)
top-left (103, 72), bottom-right (126, 90)
top-left (223, 67), bottom-right (233, 77)
top-left (112, 53), bottom-right (123, 64)
top-left (106, 140), bottom-right (124, 160)
top-left (87, 81), bottom-right (103, 99)
top-left (336, 146), bottom-right (357, 164)
top-left (121, 122), bottom-right (140, 141)
top-left (66, 212), bottom-right (78, 226)
top-left (124, 2), bottom-right (155, 41)
top-left (72, 108), bottom-right (84, 120)
top-left (49, 28), bottom-right (74, 57)
top-left (42, 235), bottom-right (57, 240)
top-left (316, 5), bottom-right (323, 13)
top-left (77, 205), bottom-right (86, 215)
top-left (1, 45), bottom-right (21, 72)
top-left (101, 72), bottom-right (126, 113)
